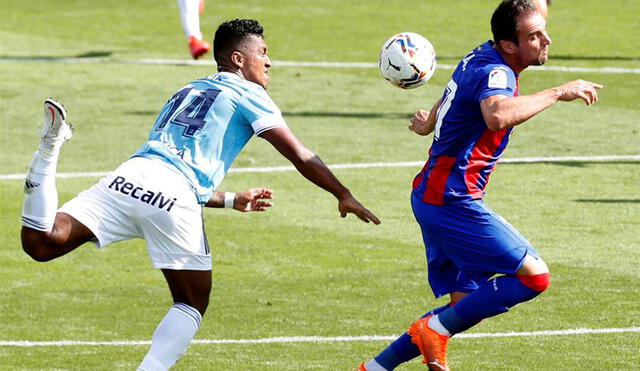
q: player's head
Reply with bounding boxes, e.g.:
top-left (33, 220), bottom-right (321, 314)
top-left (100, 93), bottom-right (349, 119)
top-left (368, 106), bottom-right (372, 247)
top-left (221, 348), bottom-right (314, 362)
top-left (491, 0), bottom-right (552, 71)
top-left (214, 19), bottom-right (271, 89)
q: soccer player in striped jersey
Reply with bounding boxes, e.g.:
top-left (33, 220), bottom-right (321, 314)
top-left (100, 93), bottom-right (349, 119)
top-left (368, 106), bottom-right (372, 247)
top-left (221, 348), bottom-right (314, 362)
top-left (20, 19), bottom-right (380, 371)
top-left (360, 1), bottom-right (600, 370)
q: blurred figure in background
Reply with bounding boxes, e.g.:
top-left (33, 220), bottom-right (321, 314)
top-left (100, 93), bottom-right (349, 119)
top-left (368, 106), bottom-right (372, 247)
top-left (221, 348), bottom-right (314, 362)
top-left (177, 0), bottom-right (210, 59)
top-left (533, 0), bottom-right (550, 18)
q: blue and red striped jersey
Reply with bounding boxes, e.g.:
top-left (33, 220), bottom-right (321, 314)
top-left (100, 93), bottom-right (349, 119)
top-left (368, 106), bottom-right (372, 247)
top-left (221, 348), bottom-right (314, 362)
top-left (413, 41), bottom-right (519, 205)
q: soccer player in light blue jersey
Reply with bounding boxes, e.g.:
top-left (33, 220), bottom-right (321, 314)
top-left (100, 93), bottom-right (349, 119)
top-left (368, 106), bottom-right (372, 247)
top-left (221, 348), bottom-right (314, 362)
top-left (360, 1), bottom-right (600, 370)
top-left (21, 19), bottom-right (380, 370)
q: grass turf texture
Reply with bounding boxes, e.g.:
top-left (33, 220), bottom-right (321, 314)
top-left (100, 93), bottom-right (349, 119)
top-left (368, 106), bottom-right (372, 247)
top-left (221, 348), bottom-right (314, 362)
top-left (1, 0), bottom-right (639, 370)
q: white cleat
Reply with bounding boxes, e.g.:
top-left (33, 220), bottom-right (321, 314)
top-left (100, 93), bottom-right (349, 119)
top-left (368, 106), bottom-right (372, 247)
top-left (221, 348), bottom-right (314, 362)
top-left (40, 98), bottom-right (73, 154)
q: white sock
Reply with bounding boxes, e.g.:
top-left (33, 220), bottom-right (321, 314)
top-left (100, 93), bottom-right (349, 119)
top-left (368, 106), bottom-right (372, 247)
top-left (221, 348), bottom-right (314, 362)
top-left (137, 303), bottom-right (202, 371)
top-left (428, 314), bottom-right (451, 336)
top-left (364, 359), bottom-right (388, 371)
top-left (21, 151), bottom-right (60, 232)
top-left (176, 0), bottom-right (202, 40)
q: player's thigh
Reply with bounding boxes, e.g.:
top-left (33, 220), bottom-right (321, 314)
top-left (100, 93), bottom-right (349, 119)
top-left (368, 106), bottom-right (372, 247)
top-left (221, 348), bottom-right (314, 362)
top-left (125, 158), bottom-right (212, 271)
top-left (140, 208), bottom-right (211, 271)
top-left (58, 175), bottom-right (143, 248)
top-left (415, 198), bottom-right (538, 274)
top-left (412, 196), bottom-right (494, 297)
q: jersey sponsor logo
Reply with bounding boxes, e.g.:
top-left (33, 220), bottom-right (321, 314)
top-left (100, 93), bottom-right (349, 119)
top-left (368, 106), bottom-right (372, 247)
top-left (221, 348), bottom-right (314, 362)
top-left (488, 68), bottom-right (508, 89)
top-left (108, 176), bottom-right (177, 212)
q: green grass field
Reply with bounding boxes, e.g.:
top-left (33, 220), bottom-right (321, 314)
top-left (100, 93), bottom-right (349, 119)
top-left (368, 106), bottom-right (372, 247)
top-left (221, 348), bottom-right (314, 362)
top-left (1, 0), bottom-right (639, 370)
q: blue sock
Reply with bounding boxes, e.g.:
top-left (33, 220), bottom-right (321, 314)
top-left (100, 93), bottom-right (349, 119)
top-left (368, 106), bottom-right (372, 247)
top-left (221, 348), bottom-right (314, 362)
top-left (374, 304), bottom-right (450, 370)
top-left (438, 275), bottom-right (544, 335)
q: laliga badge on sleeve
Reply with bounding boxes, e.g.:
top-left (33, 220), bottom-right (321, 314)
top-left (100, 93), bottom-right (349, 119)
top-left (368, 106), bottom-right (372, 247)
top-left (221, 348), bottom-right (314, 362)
top-left (488, 68), bottom-right (508, 89)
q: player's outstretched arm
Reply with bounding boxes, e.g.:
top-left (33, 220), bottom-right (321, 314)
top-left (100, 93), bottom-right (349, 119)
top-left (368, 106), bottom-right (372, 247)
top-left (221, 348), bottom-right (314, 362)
top-left (480, 79), bottom-right (603, 131)
top-left (408, 98), bottom-right (442, 136)
top-left (260, 127), bottom-right (381, 224)
top-left (206, 188), bottom-right (273, 212)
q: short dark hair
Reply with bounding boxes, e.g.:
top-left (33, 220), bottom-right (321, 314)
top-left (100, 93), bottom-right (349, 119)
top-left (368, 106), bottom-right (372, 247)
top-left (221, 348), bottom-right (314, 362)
top-left (491, 0), bottom-right (538, 45)
top-left (213, 19), bottom-right (264, 64)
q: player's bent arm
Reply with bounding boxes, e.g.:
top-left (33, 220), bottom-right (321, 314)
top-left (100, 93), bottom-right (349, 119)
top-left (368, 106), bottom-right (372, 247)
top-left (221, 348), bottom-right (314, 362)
top-left (480, 90), bottom-right (560, 131)
top-left (481, 79), bottom-right (603, 131)
top-left (409, 98), bottom-right (442, 136)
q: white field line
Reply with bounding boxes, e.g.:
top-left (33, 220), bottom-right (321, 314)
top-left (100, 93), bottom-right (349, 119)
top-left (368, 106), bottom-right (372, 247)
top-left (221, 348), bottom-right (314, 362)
top-left (1, 56), bottom-right (639, 74)
top-left (2, 327), bottom-right (639, 347)
top-left (1, 155), bottom-right (639, 181)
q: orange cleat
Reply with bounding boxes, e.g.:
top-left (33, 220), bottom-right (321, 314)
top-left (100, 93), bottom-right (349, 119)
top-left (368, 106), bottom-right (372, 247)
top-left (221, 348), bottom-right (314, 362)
top-left (357, 362), bottom-right (367, 371)
top-left (407, 314), bottom-right (450, 370)
top-left (188, 36), bottom-right (210, 59)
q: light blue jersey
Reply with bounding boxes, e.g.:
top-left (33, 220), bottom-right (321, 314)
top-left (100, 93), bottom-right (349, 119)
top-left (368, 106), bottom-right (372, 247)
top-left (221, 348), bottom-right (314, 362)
top-left (132, 72), bottom-right (287, 204)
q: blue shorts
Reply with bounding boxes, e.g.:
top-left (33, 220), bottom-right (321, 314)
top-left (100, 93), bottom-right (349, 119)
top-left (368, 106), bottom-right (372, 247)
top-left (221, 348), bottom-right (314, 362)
top-left (411, 194), bottom-right (539, 298)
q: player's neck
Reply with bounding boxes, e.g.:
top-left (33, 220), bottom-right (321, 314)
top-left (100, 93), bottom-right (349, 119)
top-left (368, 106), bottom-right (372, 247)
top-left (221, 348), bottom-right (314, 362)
top-left (493, 44), bottom-right (526, 75)
top-left (217, 66), bottom-right (245, 80)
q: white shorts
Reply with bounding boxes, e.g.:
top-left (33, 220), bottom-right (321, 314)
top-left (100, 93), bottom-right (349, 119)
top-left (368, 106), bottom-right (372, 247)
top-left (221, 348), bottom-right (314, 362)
top-left (59, 157), bottom-right (211, 270)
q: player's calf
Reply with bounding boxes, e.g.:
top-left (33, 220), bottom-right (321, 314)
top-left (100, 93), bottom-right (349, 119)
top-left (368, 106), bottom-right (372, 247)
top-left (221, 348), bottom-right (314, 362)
top-left (434, 272), bottom-right (551, 336)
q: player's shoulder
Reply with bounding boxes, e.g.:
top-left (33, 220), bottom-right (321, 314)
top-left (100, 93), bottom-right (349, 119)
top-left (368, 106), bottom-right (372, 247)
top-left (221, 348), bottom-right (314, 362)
top-left (466, 42), bottom-right (513, 73)
top-left (467, 58), bottom-right (515, 91)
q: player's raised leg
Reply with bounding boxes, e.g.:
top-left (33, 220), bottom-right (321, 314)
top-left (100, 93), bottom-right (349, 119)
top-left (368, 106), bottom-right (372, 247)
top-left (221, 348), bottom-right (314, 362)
top-left (138, 269), bottom-right (211, 371)
top-left (408, 256), bottom-right (550, 370)
top-left (21, 99), bottom-right (95, 261)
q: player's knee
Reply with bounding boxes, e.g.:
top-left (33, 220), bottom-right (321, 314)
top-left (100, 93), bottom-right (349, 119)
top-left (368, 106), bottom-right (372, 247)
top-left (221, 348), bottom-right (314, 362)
top-left (517, 254), bottom-right (549, 275)
top-left (517, 272), bottom-right (551, 293)
top-left (21, 230), bottom-right (57, 262)
top-left (23, 244), bottom-right (56, 262)
top-left (173, 292), bottom-right (210, 316)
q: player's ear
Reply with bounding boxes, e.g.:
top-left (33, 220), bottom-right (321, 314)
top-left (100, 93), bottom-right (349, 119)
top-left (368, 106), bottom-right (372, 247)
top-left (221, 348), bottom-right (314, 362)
top-left (230, 51), bottom-right (245, 68)
top-left (498, 39), bottom-right (517, 55)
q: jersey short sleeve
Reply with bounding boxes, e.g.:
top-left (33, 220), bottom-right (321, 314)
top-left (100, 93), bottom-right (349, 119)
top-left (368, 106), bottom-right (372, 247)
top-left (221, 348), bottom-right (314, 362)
top-left (238, 87), bottom-right (288, 135)
top-left (475, 64), bottom-right (517, 102)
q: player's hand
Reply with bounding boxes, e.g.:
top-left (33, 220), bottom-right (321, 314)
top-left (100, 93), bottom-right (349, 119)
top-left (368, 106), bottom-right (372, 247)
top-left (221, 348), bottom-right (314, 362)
top-left (338, 195), bottom-right (381, 224)
top-left (408, 109), bottom-right (434, 136)
top-left (555, 79), bottom-right (603, 106)
top-left (233, 188), bottom-right (273, 212)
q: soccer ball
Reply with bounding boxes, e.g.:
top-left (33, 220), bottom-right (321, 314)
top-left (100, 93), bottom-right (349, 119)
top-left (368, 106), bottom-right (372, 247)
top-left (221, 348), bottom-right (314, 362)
top-left (379, 32), bottom-right (436, 89)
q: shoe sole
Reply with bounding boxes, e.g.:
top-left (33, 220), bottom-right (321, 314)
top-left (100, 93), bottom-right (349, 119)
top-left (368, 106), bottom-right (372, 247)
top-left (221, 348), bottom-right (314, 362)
top-left (42, 98), bottom-right (73, 143)
top-left (44, 98), bottom-right (67, 121)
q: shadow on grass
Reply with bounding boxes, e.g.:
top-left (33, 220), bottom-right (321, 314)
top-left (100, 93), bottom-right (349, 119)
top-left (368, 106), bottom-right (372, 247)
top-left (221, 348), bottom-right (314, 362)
top-left (574, 199), bottom-right (640, 204)
top-left (505, 161), bottom-right (640, 168)
top-left (125, 110), bottom-right (413, 119)
top-left (282, 111), bottom-right (412, 119)
top-left (127, 111), bottom-right (157, 116)
top-left (0, 51), bottom-right (114, 60)
top-left (75, 51), bottom-right (113, 58)
top-left (437, 54), bottom-right (640, 62)
top-left (548, 54), bottom-right (640, 62)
